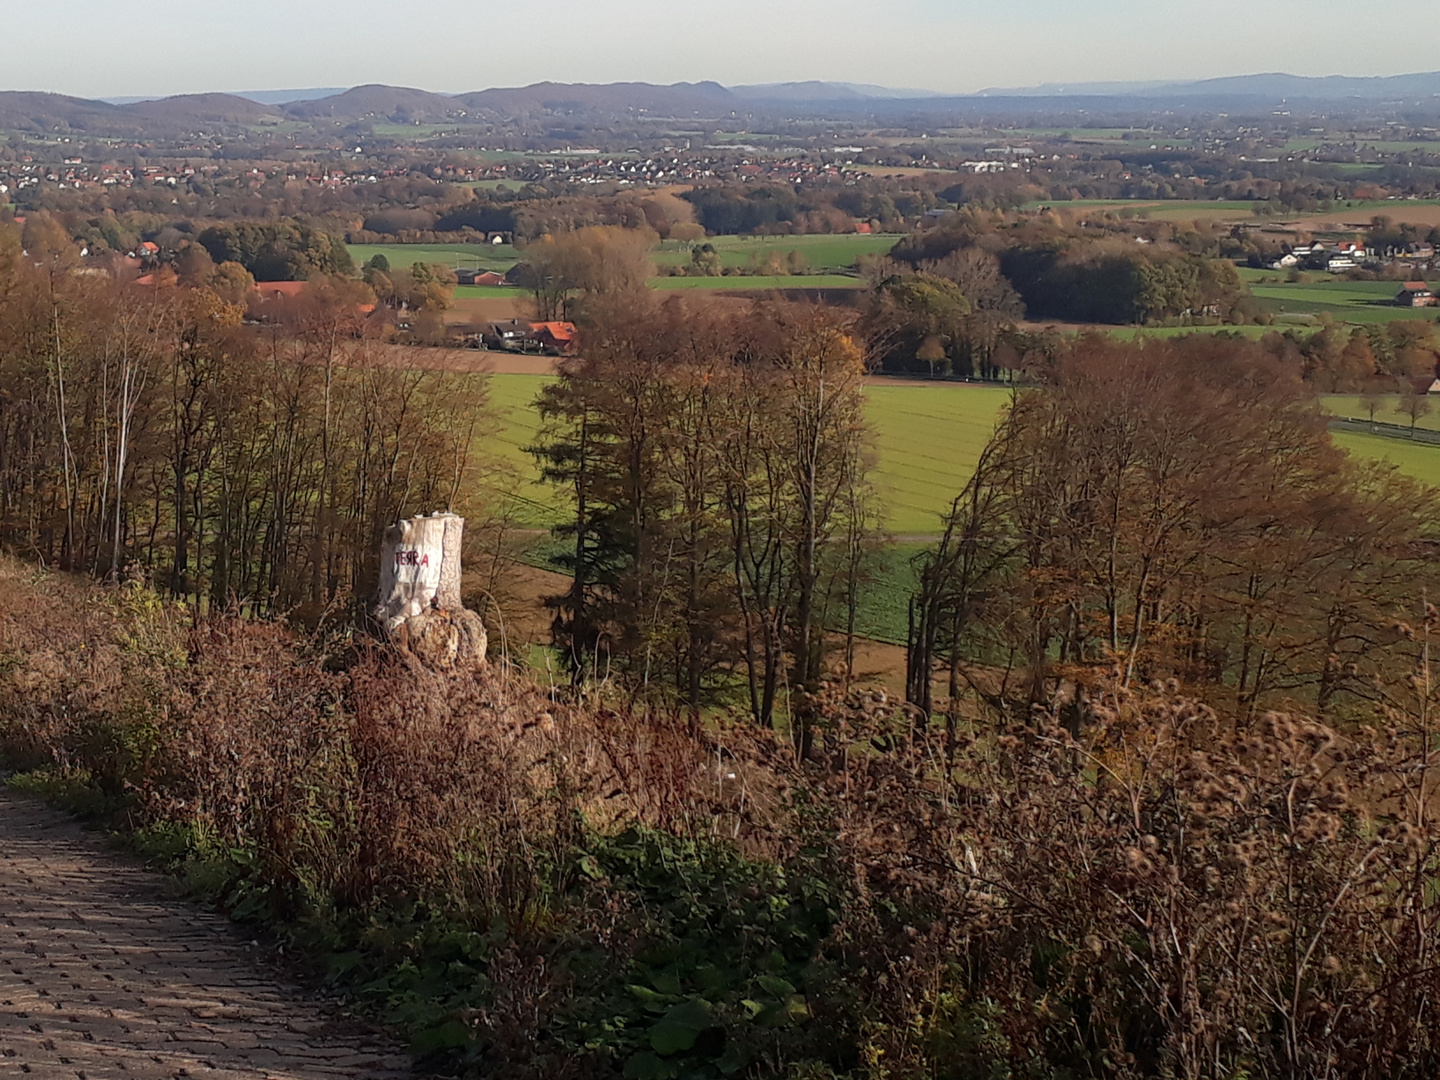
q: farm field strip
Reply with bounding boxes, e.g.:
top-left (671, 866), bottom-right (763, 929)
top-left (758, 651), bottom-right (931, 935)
top-left (480, 374), bottom-right (563, 526)
top-left (651, 274), bottom-right (864, 290)
top-left (479, 375), bottom-right (1440, 537)
top-left (650, 233), bottom-right (903, 271)
top-left (1249, 279), bottom-right (1440, 325)
top-left (347, 242), bottom-right (521, 271)
top-left (453, 285), bottom-right (518, 298)
top-left (1331, 430), bottom-right (1440, 484)
top-left (1321, 394), bottom-right (1440, 432)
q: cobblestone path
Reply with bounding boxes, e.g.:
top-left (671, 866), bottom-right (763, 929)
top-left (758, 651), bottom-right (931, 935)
top-left (0, 790), bottom-right (421, 1079)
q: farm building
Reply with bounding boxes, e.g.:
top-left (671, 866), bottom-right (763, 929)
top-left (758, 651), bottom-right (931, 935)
top-left (1412, 375), bottom-right (1440, 395)
top-left (255, 281), bottom-right (308, 302)
top-left (456, 269), bottom-right (507, 286)
top-left (1396, 282), bottom-right (1437, 307)
top-left (534, 321), bottom-right (578, 355)
top-left (482, 319), bottom-right (540, 351)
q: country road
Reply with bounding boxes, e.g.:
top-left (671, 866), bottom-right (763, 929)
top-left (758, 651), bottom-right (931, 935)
top-left (0, 790), bottom-right (422, 1079)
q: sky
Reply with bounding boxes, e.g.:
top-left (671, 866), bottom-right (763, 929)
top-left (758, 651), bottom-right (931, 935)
top-left (4, 0), bottom-right (1440, 99)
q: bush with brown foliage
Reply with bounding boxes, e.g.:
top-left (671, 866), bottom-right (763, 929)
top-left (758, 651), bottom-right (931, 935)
top-left (6, 555), bottom-right (1440, 1079)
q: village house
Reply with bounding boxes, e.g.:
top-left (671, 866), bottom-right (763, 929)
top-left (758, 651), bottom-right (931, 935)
top-left (533, 321), bottom-right (578, 356)
top-left (1396, 282), bottom-right (1437, 307)
top-left (482, 319), bottom-right (540, 351)
top-left (454, 269), bottom-right (506, 286)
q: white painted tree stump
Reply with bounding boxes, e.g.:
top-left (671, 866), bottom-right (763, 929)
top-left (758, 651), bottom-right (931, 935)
top-left (376, 512), bottom-right (487, 671)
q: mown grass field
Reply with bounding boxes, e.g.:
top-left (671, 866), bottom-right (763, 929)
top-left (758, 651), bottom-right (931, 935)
top-left (651, 274), bottom-right (864, 291)
top-left (347, 242), bottom-right (521, 272)
top-left (481, 375), bottom-right (1440, 644)
top-left (865, 384), bottom-right (1012, 534)
top-left (453, 284), bottom-right (518, 299)
top-left (1249, 279), bottom-right (1440, 326)
top-left (482, 374), bottom-right (562, 527)
top-left (483, 376), bottom-right (1440, 528)
top-left (483, 374), bottom-right (1012, 534)
top-left (1321, 394), bottom-right (1440, 432)
top-left (651, 233), bottom-right (902, 272)
top-left (1331, 431), bottom-right (1440, 484)
top-left (1022, 198), bottom-right (1260, 222)
top-left (1111, 324), bottom-right (1302, 341)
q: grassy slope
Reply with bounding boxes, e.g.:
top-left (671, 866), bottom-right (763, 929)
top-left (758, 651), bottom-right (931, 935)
top-left (865, 384), bottom-right (1012, 535)
top-left (652, 274), bottom-right (863, 291)
top-left (482, 374), bottom-right (562, 526)
top-left (485, 375), bottom-right (1440, 644)
top-left (651, 233), bottom-right (903, 271)
top-left (1249, 279), bottom-right (1440, 326)
top-left (1331, 431), bottom-right (1440, 484)
top-left (347, 242), bottom-right (521, 272)
top-left (1321, 394), bottom-right (1440, 433)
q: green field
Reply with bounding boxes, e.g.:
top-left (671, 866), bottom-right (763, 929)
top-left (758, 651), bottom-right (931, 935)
top-left (351, 235), bottom-right (900, 282)
top-left (1322, 394), bottom-right (1440, 432)
top-left (453, 284), bottom-right (518, 299)
top-left (651, 233), bottom-right (902, 272)
top-left (482, 374), bottom-right (1010, 534)
top-left (1022, 198), bottom-right (1261, 221)
top-left (347, 242), bottom-right (521, 273)
top-left (1282, 138), bottom-right (1440, 155)
top-left (1113, 324), bottom-right (1303, 341)
top-left (1250, 279), bottom-right (1440, 326)
top-left (482, 375), bottom-right (1440, 532)
top-left (865, 384), bottom-right (1012, 534)
top-left (481, 374), bottom-right (1440, 646)
top-left (652, 274), bottom-right (864, 291)
top-left (1331, 431), bottom-right (1440, 484)
top-left (482, 375), bottom-right (561, 527)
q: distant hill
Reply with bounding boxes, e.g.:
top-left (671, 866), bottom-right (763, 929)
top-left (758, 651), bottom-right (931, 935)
top-left (978, 71), bottom-right (1440, 101)
top-left (7, 72), bottom-right (1440, 138)
top-left (732, 81), bottom-right (942, 102)
top-left (126, 93), bottom-right (285, 125)
top-left (283, 83), bottom-right (462, 121)
top-left (0, 91), bottom-right (131, 133)
top-left (231, 87), bottom-right (347, 105)
top-left (454, 81), bottom-right (735, 116)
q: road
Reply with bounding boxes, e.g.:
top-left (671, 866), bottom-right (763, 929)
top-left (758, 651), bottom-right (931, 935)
top-left (0, 790), bottom-right (421, 1079)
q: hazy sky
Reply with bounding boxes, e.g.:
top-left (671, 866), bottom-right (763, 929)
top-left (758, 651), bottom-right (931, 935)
top-left (6, 0), bottom-right (1440, 98)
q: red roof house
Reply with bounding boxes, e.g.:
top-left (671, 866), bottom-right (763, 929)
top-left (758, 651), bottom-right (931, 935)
top-left (533, 321), bottom-right (578, 355)
top-left (1397, 282), bottom-right (1437, 307)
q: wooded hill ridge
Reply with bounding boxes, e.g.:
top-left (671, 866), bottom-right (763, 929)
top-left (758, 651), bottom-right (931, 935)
top-left (9, 70), bottom-right (1440, 135)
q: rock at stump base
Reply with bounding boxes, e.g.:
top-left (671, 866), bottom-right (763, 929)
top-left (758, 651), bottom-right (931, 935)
top-left (391, 606), bottom-right (488, 672)
top-left (377, 512), bottom-right (486, 671)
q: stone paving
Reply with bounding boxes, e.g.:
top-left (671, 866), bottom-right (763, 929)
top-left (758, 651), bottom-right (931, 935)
top-left (0, 790), bottom-right (422, 1079)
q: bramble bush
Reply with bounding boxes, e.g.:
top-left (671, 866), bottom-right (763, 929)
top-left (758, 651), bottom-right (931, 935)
top-left (5, 556), bottom-right (1440, 1079)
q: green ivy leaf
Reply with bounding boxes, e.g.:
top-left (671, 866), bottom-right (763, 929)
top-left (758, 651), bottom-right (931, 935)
top-left (755, 974), bottom-right (796, 998)
top-left (410, 1018), bottom-right (472, 1055)
top-left (716, 1039), bottom-right (749, 1076)
top-left (624, 1051), bottom-right (678, 1080)
top-left (650, 998), bottom-right (713, 1055)
top-left (628, 983), bottom-right (681, 1014)
top-left (693, 963), bottom-right (729, 995)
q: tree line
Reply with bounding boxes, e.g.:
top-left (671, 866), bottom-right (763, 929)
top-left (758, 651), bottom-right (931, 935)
top-left (907, 334), bottom-right (1440, 725)
top-left (0, 222), bottom-right (485, 615)
top-left (530, 294), bottom-right (876, 750)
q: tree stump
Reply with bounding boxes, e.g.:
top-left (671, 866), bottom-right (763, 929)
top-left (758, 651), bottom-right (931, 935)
top-left (376, 512), bottom-right (487, 671)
